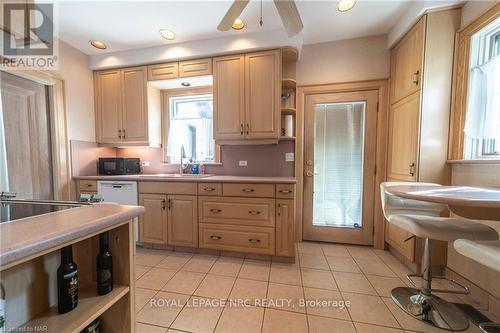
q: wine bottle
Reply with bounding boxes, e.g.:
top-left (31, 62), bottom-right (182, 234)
top-left (96, 232), bottom-right (113, 295)
top-left (57, 245), bottom-right (78, 314)
top-left (0, 283), bottom-right (5, 333)
top-left (80, 317), bottom-right (100, 333)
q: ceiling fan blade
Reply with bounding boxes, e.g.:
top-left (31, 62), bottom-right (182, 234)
top-left (217, 0), bottom-right (250, 31)
top-left (273, 0), bottom-right (303, 37)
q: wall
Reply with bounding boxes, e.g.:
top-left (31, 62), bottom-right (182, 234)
top-left (296, 35), bottom-right (390, 86)
top-left (460, 0), bottom-right (497, 28)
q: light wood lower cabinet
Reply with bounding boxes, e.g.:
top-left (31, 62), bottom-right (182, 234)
top-left (276, 199), bottom-right (295, 257)
top-left (167, 195), bottom-right (198, 247)
top-left (139, 193), bottom-right (168, 244)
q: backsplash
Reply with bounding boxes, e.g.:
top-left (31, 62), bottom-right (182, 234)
top-left (70, 140), bottom-right (295, 177)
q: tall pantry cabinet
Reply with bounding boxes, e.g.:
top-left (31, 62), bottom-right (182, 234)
top-left (385, 9), bottom-right (461, 267)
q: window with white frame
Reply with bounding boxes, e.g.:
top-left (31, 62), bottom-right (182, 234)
top-left (463, 17), bottom-right (500, 159)
top-left (165, 93), bottom-right (215, 163)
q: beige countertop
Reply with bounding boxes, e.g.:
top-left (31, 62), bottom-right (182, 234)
top-left (73, 174), bottom-right (296, 184)
top-left (0, 203), bottom-right (144, 270)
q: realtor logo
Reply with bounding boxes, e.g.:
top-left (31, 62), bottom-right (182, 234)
top-left (1, 2), bottom-right (58, 69)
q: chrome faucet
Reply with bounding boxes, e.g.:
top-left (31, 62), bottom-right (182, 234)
top-left (180, 146), bottom-right (187, 174)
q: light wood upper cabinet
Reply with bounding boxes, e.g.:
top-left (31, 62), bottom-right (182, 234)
top-left (390, 16), bottom-right (426, 104)
top-left (213, 54), bottom-right (245, 140)
top-left (245, 50), bottom-right (281, 139)
top-left (95, 69), bottom-right (122, 142)
top-left (121, 67), bottom-right (148, 142)
top-left (275, 199), bottom-right (295, 257)
top-left (147, 62), bottom-right (178, 81)
top-left (167, 195), bottom-right (198, 247)
top-left (387, 91), bottom-right (420, 182)
top-left (179, 58), bottom-right (212, 77)
top-left (139, 193), bottom-right (168, 244)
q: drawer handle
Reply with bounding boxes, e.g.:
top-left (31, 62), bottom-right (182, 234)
top-left (86, 184), bottom-right (93, 187)
top-left (242, 188), bottom-right (255, 192)
top-left (204, 187), bottom-right (216, 192)
top-left (248, 210), bottom-right (261, 215)
top-left (210, 208), bottom-right (222, 213)
top-left (210, 235), bottom-right (222, 240)
top-left (279, 189), bottom-right (292, 194)
top-left (248, 238), bottom-right (261, 244)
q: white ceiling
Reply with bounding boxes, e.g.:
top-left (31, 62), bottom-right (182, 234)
top-left (57, 0), bottom-right (413, 56)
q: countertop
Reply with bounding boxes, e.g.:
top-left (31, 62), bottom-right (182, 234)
top-left (73, 174), bottom-right (297, 184)
top-left (0, 203), bottom-right (144, 270)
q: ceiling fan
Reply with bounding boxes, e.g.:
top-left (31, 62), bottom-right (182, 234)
top-left (217, 0), bottom-right (304, 37)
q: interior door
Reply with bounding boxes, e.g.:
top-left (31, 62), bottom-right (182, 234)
top-left (303, 90), bottom-right (378, 245)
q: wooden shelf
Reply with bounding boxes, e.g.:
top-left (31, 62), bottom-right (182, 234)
top-left (20, 284), bottom-right (129, 333)
top-left (281, 108), bottom-right (296, 115)
top-left (282, 78), bottom-right (297, 89)
top-left (279, 136), bottom-right (296, 141)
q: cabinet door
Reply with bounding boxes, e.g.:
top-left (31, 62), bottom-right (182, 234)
top-left (167, 195), bottom-right (198, 247)
top-left (95, 69), bottom-right (122, 143)
top-left (213, 55), bottom-right (245, 140)
top-left (385, 222), bottom-right (415, 261)
top-left (387, 92), bottom-right (420, 181)
top-left (244, 50), bottom-right (281, 139)
top-left (276, 199), bottom-right (295, 257)
top-left (179, 58), bottom-right (212, 77)
top-left (121, 66), bottom-right (148, 143)
top-left (390, 16), bottom-right (426, 104)
top-left (139, 193), bottom-right (168, 244)
top-left (147, 62), bottom-right (179, 81)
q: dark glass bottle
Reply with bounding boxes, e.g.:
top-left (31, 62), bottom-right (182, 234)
top-left (96, 232), bottom-right (113, 295)
top-left (57, 245), bottom-right (78, 314)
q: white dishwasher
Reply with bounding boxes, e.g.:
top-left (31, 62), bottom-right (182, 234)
top-left (97, 181), bottom-right (139, 242)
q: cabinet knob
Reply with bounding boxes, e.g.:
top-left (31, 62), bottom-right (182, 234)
top-left (240, 124), bottom-right (244, 135)
top-left (210, 208), bottom-right (222, 213)
top-left (248, 210), bottom-right (261, 215)
top-left (210, 235), bottom-right (222, 240)
top-left (409, 162), bottom-right (416, 176)
top-left (122, 129), bottom-right (126, 139)
top-left (412, 70), bottom-right (420, 85)
top-left (246, 123), bottom-right (249, 135)
top-left (248, 238), bottom-right (261, 244)
top-left (118, 129), bottom-right (122, 139)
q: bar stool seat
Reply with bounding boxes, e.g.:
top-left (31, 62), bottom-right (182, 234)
top-left (453, 239), bottom-right (500, 271)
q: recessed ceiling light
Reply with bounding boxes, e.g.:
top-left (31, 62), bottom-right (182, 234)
top-left (231, 18), bottom-right (245, 30)
top-left (90, 40), bottom-right (107, 49)
top-left (159, 29), bottom-right (175, 40)
top-left (181, 82), bottom-right (191, 87)
top-left (338, 0), bottom-right (356, 12)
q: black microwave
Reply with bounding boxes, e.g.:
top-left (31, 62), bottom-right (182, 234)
top-left (98, 158), bottom-right (141, 175)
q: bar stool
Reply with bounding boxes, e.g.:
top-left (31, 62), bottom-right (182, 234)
top-left (454, 239), bottom-right (500, 333)
top-left (381, 182), bottom-right (499, 331)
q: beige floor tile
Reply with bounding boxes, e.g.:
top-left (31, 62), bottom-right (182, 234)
top-left (229, 278), bottom-right (268, 305)
top-left (346, 246), bottom-right (381, 260)
top-left (209, 257), bottom-right (243, 277)
top-left (303, 287), bottom-right (350, 320)
top-left (215, 305), bottom-right (264, 333)
top-left (301, 268), bottom-right (337, 290)
top-left (171, 296), bottom-right (225, 333)
top-left (161, 270), bottom-right (206, 295)
top-left (266, 282), bottom-right (305, 313)
top-left (136, 287), bottom-right (157, 312)
top-left (355, 258), bottom-right (397, 277)
top-left (333, 271), bottom-right (377, 295)
top-left (183, 255), bottom-right (218, 273)
top-left (373, 249), bottom-right (399, 263)
top-left (321, 244), bottom-right (351, 258)
top-left (343, 292), bottom-right (400, 328)
top-left (156, 252), bottom-right (192, 270)
top-left (299, 253), bottom-right (330, 270)
top-left (270, 263), bottom-right (302, 286)
top-left (136, 250), bottom-right (169, 267)
top-left (366, 275), bottom-right (407, 297)
top-left (326, 256), bottom-right (361, 273)
top-left (194, 274), bottom-right (236, 299)
top-left (166, 330), bottom-right (185, 333)
top-left (136, 291), bottom-right (188, 328)
top-left (262, 308), bottom-right (308, 333)
top-left (385, 261), bottom-right (413, 279)
top-left (382, 297), bottom-right (447, 333)
top-left (136, 268), bottom-right (177, 290)
top-left (354, 322), bottom-right (404, 333)
top-left (136, 322), bottom-right (168, 333)
top-left (308, 315), bottom-right (356, 333)
top-left (136, 265), bottom-right (151, 280)
top-left (238, 259), bottom-right (271, 281)
top-left (297, 242), bottom-right (324, 255)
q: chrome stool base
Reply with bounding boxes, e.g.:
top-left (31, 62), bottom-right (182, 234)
top-left (391, 287), bottom-right (470, 331)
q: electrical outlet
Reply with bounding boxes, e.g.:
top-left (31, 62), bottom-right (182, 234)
top-left (141, 161), bottom-right (150, 167)
top-left (238, 160), bottom-right (248, 167)
top-left (285, 153), bottom-right (295, 162)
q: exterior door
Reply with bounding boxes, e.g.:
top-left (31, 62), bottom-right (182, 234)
top-left (303, 90), bottom-right (378, 245)
top-left (95, 69), bottom-right (122, 143)
top-left (121, 66), bottom-right (148, 143)
top-left (139, 193), bottom-right (168, 244)
top-left (167, 195), bottom-right (198, 247)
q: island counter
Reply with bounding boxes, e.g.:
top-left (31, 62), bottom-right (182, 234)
top-left (0, 203), bottom-right (144, 333)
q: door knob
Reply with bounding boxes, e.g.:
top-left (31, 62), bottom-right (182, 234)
top-left (306, 160), bottom-right (313, 166)
top-left (305, 170), bottom-right (313, 177)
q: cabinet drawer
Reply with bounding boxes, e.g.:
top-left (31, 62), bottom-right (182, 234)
top-left (276, 184), bottom-right (295, 199)
top-left (79, 180), bottom-right (97, 191)
top-left (147, 62), bottom-right (179, 81)
top-left (139, 181), bottom-right (197, 195)
top-left (199, 197), bottom-right (275, 227)
top-left (179, 58), bottom-right (212, 77)
top-left (199, 223), bottom-right (275, 255)
top-left (198, 183), bottom-right (222, 196)
top-left (223, 183), bottom-right (275, 198)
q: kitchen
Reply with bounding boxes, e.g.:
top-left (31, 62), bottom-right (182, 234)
top-left (1, 1), bottom-right (500, 333)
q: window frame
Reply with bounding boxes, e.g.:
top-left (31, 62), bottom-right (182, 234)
top-left (449, 2), bottom-right (500, 161)
top-left (161, 86), bottom-right (220, 164)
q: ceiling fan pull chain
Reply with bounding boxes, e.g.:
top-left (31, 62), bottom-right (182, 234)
top-left (260, 0), bottom-right (263, 26)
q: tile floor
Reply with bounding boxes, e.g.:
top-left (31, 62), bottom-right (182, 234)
top-left (134, 242), bottom-right (492, 333)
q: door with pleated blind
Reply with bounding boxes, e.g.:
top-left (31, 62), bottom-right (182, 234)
top-left (303, 90), bottom-right (378, 245)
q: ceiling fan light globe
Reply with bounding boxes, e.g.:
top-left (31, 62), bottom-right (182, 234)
top-left (231, 18), bottom-right (245, 30)
top-left (338, 0), bottom-right (356, 12)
